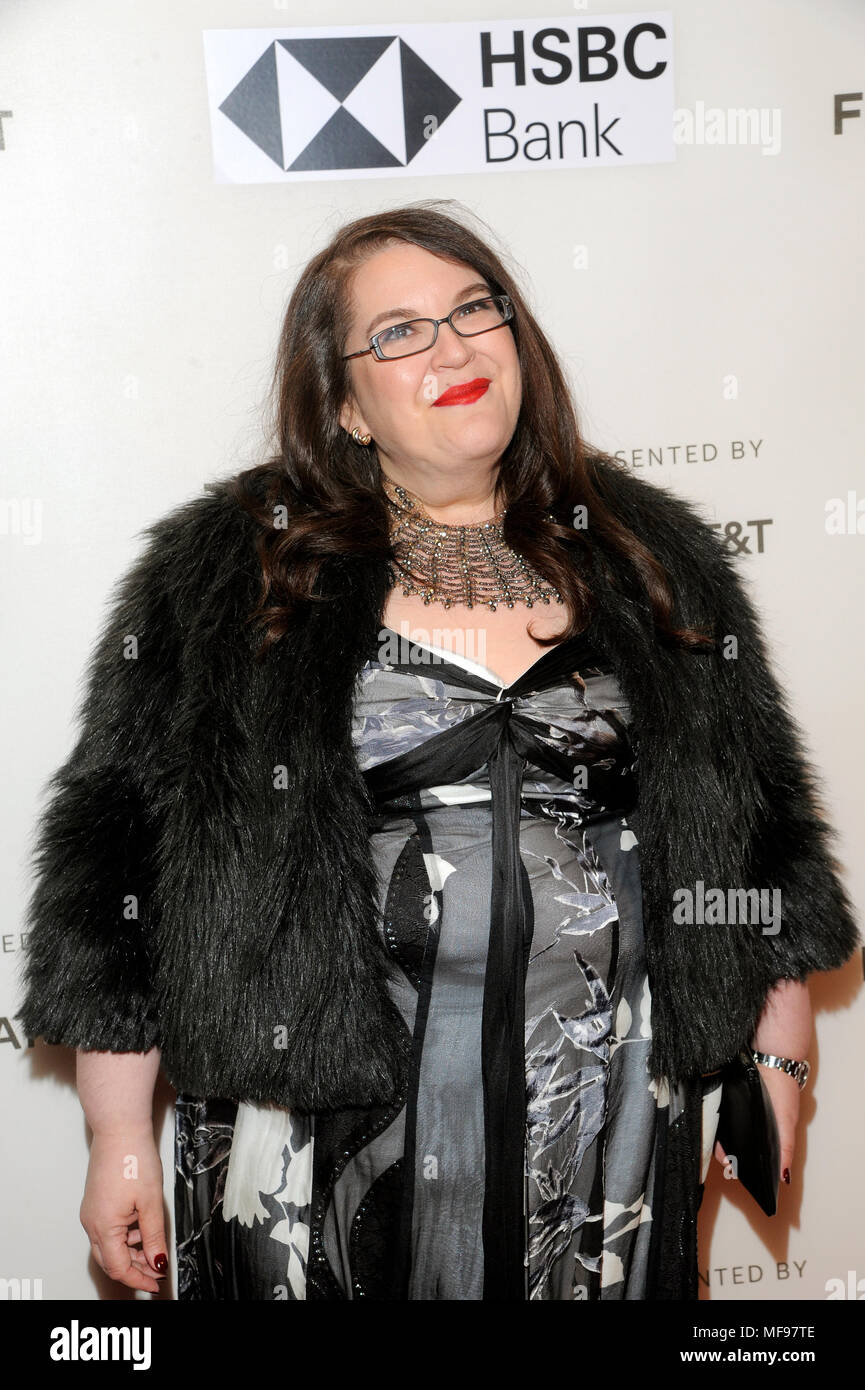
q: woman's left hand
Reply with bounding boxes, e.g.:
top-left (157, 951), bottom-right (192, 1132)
top-left (712, 976), bottom-right (812, 1189)
top-left (714, 1065), bottom-right (800, 1186)
top-left (758, 1065), bottom-right (800, 1185)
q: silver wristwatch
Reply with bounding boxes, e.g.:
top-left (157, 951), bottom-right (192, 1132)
top-left (750, 1049), bottom-right (811, 1091)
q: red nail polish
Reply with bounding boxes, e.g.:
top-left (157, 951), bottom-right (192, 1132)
top-left (154, 1252), bottom-right (168, 1273)
top-left (782, 1168), bottom-right (791, 1185)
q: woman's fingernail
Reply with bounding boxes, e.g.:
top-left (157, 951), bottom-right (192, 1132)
top-left (154, 1253), bottom-right (168, 1273)
top-left (782, 1168), bottom-right (791, 1185)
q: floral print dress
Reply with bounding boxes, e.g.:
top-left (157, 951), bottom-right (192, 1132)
top-left (174, 624), bottom-right (721, 1300)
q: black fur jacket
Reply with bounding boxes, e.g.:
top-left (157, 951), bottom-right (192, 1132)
top-left (18, 456), bottom-right (859, 1110)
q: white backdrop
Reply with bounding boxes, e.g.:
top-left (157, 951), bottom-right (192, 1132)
top-left (2, 0), bottom-right (863, 1302)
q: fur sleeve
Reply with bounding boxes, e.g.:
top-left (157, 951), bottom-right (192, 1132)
top-left (589, 455), bottom-right (861, 986)
top-left (696, 524), bottom-right (861, 980)
top-left (16, 503), bottom-right (194, 1053)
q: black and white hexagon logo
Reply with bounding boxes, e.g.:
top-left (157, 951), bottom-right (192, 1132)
top-left (218, 36), bottom-right (462, 171)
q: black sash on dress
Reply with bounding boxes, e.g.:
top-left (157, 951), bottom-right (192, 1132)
top-left (362, 630), bottom-right (637, 1300)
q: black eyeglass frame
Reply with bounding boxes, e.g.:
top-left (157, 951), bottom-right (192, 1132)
top-left (341, 294), bottom-right (514, 362)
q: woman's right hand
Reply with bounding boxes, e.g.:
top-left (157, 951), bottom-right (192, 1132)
top-left (79, 1128), bottom-right (168, 1294)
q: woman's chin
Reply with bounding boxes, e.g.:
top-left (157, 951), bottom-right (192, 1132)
top-left (431, 415), bottom-right (514, 460)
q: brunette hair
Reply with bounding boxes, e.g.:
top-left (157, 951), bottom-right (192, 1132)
top-left (225, 200), bottom-right (714, 660)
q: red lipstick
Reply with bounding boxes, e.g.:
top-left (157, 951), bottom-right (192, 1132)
top-left (432, 378), bottom-right (491, 407)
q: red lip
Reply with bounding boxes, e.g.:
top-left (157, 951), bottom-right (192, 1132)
top-left (432, 378), bottom-right (491, 407)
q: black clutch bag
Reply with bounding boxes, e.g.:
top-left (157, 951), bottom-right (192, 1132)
top-left (714, 1048), bottom-right (781, 1217)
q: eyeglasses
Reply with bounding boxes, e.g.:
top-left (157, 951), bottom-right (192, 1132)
top-left (342, 294), bottom-right (514, 362)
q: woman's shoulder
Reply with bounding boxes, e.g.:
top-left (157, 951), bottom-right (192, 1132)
top-left (146, 470), bottom-right (263, 548)
top-left (108, 470), bottom-right (269, 628)
top-left (585, 452), bottom-right (722, 556)
top-left (583, 451), bottom-right (762, 627)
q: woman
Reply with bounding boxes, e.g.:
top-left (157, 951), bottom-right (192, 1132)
top-left (19, 201), bottom-right (858, 1301)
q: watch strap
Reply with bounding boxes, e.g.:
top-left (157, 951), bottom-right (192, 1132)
top-left (750, 1049), bottom-right (811, 1090)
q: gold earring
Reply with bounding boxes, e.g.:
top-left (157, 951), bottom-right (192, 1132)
top-left (351, 427), bottom-right (372, 446)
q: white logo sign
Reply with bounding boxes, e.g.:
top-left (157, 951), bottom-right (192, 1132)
top-left (203, 12), bottom-right (675, 183)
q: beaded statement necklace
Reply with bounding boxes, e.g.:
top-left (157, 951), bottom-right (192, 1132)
top-left (381, 473), bottom-right (563, 612)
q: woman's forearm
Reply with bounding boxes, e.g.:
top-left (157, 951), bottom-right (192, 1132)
top-left (76, 1046), bottom-right (162, 1137)
top-left (750, 977), bottom-right (812, 1058)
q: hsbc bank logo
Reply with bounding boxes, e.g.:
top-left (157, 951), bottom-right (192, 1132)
top-left (218, 37), bottom-right (460, 172)
top-left (204, 16), bottom-right (675, 183)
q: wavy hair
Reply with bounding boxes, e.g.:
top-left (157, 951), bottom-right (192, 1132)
top-left (225, 200), bottom-right (714, 661)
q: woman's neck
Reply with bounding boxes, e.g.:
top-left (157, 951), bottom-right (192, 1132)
top-left (379, 464), bottom-right (501, 526)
